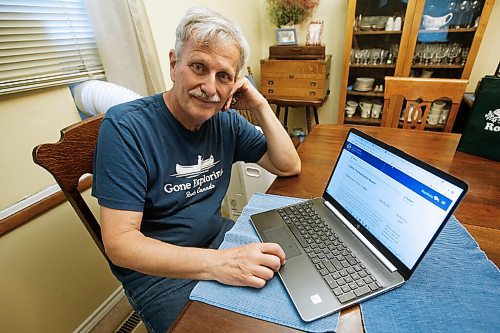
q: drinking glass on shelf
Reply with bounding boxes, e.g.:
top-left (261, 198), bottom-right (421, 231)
top-left (456, 1), bottom-right (471, 28)
top-left (371, 48), bottom-right (380, 64)
top-left (448, 43), bottom-right (461, 64)
top-left (362, 49), bottom-right (370, 65)
top-left (468, 0), bottom-right (481, 28)
top-left (448, 1), bottom-right (459, 28)
top-left (354, 49), bottom-right (362, 64)
top-left (389, 44), bottom-right (399, 63)
top-left (461, 47), bottom-right (470, 65)
top-left (379, 49), bottom-right (386, 64)
top-left (436, 44), bottom-right (447, 64)
top-left (413, 44), bottom-right (424, 64)
top-left (423, 44), bottom-right (434, 65)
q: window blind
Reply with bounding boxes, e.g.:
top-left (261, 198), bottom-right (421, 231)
top-left (0, 0), bottom-right (105, 95)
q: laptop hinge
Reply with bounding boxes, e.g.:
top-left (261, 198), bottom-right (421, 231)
top-left (324, 201), bottom-right (398, 272)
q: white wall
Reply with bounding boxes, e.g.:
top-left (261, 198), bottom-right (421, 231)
top-left (143, 0), bottom-right (265, 90)
top-left (467, 0), bottom-right (500, 91)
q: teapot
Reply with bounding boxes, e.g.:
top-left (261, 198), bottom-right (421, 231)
top-left (422, 13), bottom-right (453, 30)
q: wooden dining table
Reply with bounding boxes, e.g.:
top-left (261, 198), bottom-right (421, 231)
top-left (170, 124), bottom-right (499, 333)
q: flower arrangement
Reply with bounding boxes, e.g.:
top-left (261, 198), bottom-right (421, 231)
top-left (267, 0), bottom-right (320, 27)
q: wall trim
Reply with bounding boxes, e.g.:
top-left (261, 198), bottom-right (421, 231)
top-left (73, 286), bottom-right (125, 333)
top-left (0, 184), bottom-right (60, 220)
top-left (0, 176), bottom-right (92, 236)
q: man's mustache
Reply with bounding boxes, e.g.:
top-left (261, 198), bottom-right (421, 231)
top-left (188, 87), bottom-right (221, 103)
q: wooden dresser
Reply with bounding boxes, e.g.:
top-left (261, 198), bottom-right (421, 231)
top-left (260, 55), bottom-right (331, 102)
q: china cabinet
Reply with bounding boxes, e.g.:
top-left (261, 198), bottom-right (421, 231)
top-left (338, 0), bottom-right (494, 130)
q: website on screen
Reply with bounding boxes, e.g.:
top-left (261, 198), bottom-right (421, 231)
top-left (326, 132), bottom-right (463, 268)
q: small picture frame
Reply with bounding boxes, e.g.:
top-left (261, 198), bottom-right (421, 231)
top-left (306, 20), bottom-right (324, 46)
top-left (276, 28), bottom-right (297, 46)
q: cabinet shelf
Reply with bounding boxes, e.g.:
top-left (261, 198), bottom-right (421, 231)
top-left (418, 27), bottom-right (477, 34)
top-left (347, 90), bottom-right (384, 97)
top-left (344, 115), bottom-right (382, 126)
top-left (349, 64), bottom-right (396, 69)
top-left (354, 30), bottom-right (402, 35)
top-left (411, 64), bottom-right (464, 69)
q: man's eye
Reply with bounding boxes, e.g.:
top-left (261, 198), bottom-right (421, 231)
top-left (218, 72), bottom-right (232, 82)
top-left (191, 63), bottom-right (204, 72)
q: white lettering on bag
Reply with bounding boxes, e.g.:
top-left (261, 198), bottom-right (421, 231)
top-left (484, 109), bottom-right (500, 132)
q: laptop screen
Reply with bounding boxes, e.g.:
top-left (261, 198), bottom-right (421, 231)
top-left (324, 130), bottom-right (466, 271)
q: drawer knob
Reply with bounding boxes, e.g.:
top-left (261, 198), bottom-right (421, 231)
top-left (310, 81), bottom-right (317, 86)
top-left (309, 91), bottom-right (316, 96)
top-left (268, 80), bottom-right (274, 85)
top-left (288, 73), bottom-right (294, 79)
top-left (268, 89), bottom-right (274, 94)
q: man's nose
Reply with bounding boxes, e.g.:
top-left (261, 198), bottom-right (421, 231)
top-left (200, 74), bottom-right (217, 97)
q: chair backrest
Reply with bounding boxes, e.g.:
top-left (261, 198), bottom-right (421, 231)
top-left (382, 77), bottom-right (468, 132)
top-left (32, 114), bottom-right (106, 256)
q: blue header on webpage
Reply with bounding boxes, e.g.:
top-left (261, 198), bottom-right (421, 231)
top-left (344, 142), bottom-right (452, 211)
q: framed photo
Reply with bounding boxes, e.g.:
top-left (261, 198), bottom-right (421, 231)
top-left (306, 20), bottom-right (324, 46)
top-left (276, 28), bottom-right (297, 46)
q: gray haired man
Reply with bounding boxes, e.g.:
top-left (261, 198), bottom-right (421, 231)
top-left (92, 7), bottom-right (300, 332)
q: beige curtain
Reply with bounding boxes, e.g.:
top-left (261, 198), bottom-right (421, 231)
top-left (84, 0), bottom-right (165, 96)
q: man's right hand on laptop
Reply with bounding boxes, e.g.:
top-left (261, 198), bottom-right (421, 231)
top-left (211, 242), bottom-right (286, 288)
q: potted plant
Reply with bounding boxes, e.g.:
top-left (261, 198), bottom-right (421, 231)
top-left (267, 0), bottom-right (320, 28)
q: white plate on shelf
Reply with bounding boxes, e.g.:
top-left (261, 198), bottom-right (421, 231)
top-left (353, 86), bottom-right (373, 92)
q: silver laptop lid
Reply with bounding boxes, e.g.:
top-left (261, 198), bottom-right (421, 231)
top-left (322, 129), bottom-right (468, 279)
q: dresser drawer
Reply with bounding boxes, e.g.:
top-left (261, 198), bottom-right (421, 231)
top-left (262, 77), bottom-right (326, 89)
top-left (261, 86), bottom-right (326, 101)
top-left (260, 55), bottom-right (331, 102)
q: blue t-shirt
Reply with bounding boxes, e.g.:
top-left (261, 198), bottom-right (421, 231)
top-left (92, 93), bottom-right (267, 281)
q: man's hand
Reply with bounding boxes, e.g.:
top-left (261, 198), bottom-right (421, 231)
top-left (212, 242), bottom-right (286, 288)
top-left (223, 76), bottom-right (267, 112)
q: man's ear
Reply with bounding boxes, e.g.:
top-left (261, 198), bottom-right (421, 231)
top-left (169, 49), bottom-right (176, 82)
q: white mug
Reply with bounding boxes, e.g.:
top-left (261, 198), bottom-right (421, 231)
top-left (385, 17), bottom-right (394, 31)
top-left (371, 103), bottom-right (382, 118)
top-left (427, 114), bottom-right (440, 125)
top-left (393, 17), bottom-right (402, 31)
top-left (346, 100), bottom-right (358, 108)
top-left (439, 109), bottom-right (450, 124)
top-left (359, 101), bottom-right (372, 118)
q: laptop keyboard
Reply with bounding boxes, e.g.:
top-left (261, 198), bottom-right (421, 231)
top-left (277, 202), bottom-right (382, 303)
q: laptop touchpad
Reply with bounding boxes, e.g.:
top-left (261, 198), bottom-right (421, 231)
top-left (263, 227), bottom-right (302, 259)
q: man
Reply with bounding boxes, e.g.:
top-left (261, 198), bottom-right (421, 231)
top-left (93, 7), bottom-right (300, 333)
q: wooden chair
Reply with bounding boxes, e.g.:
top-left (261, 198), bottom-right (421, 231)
top-left (382, 77), bottom-right (468, 132)
top-left (32, 114), bottom-right (106, 256)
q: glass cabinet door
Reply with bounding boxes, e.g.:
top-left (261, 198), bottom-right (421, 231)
top-left (407, 0), bottom-right (487, 79)
top-left (339, 0), bottom-right (493, 128)
top-left (343, 0), bottom-right (412, 126)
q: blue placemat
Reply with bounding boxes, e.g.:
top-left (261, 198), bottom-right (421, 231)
top-left (190, 193), bottom-right (500, 332)
top-left (190, 193), bottom-right (339, 332)
top-left (361, 214), bottom-right (500, 333)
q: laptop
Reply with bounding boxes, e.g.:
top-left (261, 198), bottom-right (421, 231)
top-left (250, 128), bottom-right (468, 322)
